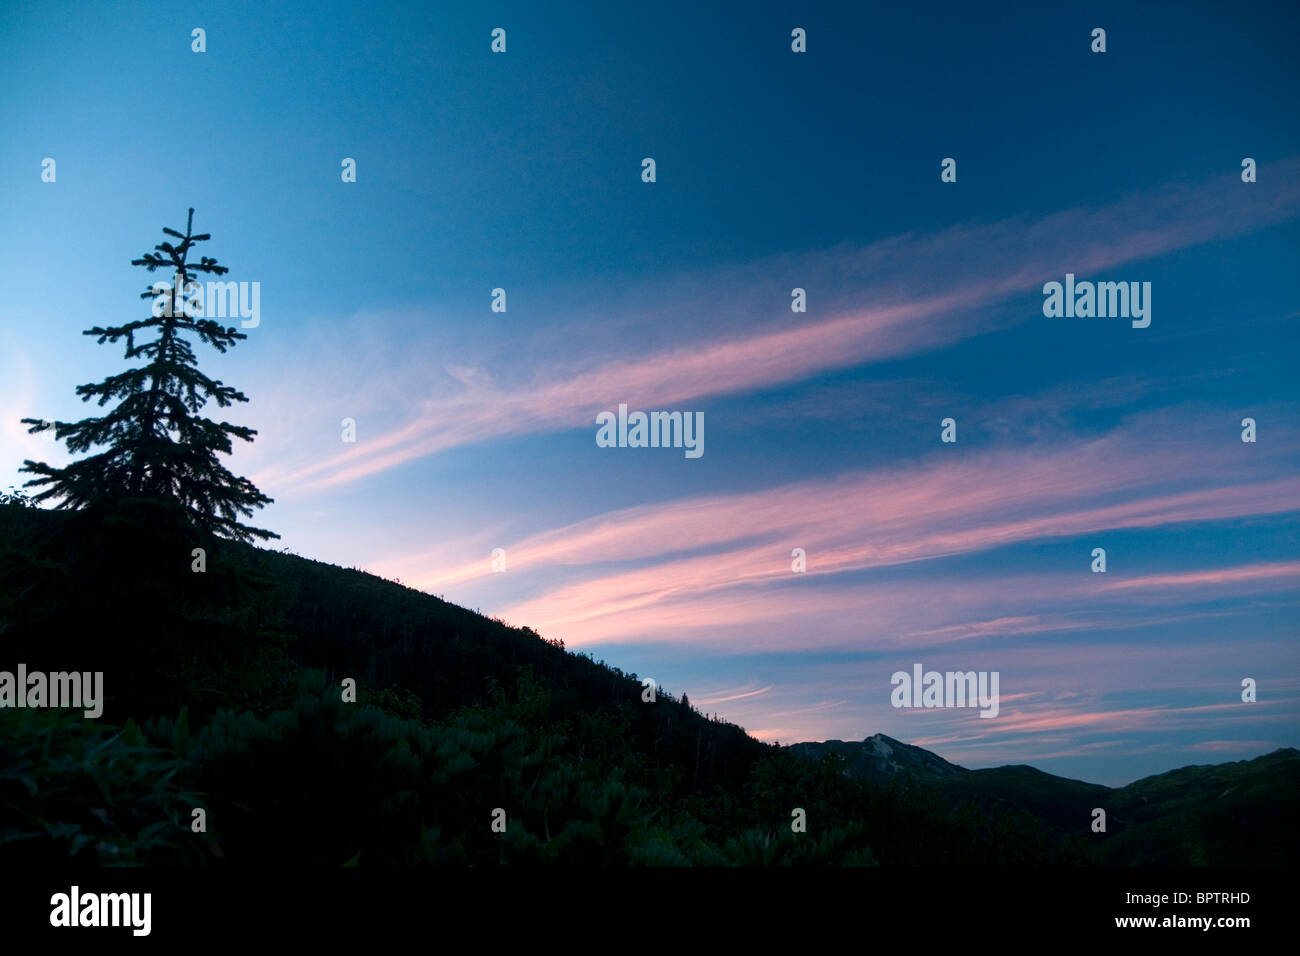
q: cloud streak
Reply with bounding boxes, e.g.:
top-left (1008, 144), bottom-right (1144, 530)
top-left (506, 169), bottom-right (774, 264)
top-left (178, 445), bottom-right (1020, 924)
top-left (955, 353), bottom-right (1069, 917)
top-left (252, 160), bottom-right (1300, 494)
top-left (364, 405), bottom-right (1300, 648)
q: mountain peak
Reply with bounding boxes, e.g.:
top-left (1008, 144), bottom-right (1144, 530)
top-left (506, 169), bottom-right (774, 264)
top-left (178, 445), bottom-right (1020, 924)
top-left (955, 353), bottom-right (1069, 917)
top-left (787, 733), bottom-right (967, 785)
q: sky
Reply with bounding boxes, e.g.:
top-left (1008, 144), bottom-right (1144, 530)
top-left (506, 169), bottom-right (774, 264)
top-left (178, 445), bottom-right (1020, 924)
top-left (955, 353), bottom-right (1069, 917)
top-left (2, 0), bottom-right (1298, 786)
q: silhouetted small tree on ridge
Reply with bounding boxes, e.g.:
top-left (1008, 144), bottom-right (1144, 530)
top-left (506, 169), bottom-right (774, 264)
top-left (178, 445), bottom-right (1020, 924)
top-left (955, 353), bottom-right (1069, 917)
top-left (20, 209), bottom-right (276, 544)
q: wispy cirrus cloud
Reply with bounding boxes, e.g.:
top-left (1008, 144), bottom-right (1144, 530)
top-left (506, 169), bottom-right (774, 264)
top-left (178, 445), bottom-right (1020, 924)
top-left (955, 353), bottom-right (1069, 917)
top-left (691, 682), bottom-right (776, 707)
top-left (703, 647), bottom-right (1300, 767)
top-left (1097, 561), bottom-right (1300, 592)
top-left (363, 402), bottom-right (1300, 648)
top-left (910, 696), bottom-right (1300, 762)
top-left (249, 159), bottom-right (1300, 495)
top-left (387, 400), bottom-right (1299, 589)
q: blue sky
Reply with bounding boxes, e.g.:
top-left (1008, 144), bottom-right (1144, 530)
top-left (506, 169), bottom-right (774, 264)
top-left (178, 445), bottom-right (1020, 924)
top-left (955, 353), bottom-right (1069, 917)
top-left (2, 0), bottom-right (1298, 785)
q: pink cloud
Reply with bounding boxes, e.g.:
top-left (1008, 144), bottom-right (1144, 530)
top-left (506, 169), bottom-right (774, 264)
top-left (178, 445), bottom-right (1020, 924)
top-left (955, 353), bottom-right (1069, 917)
top-left (408, 425), bottom-right (1300, 646)
top-left (1185, 739), bottom-right (1281, 753)
top-left (391, 412), bottom-right (1300, 597)
top-left (1097, 561), bottom-right (1300, 592)
top-left (250, 160), bottom-right (1300, 495)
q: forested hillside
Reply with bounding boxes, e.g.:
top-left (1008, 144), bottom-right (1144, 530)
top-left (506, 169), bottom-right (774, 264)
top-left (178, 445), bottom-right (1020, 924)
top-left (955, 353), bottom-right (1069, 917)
top-left (1, 502), bottom-right (1087, 866)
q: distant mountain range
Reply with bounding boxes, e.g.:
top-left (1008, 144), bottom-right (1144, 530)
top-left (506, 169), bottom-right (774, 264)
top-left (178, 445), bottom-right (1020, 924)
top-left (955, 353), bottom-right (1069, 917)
top-left (789, 734), bottom-right (1300, 865)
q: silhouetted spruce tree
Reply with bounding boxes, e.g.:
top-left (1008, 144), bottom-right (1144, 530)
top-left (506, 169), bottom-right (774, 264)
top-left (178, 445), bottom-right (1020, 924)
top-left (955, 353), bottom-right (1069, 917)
top-left (21, 209), bottom-right (277, 544)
